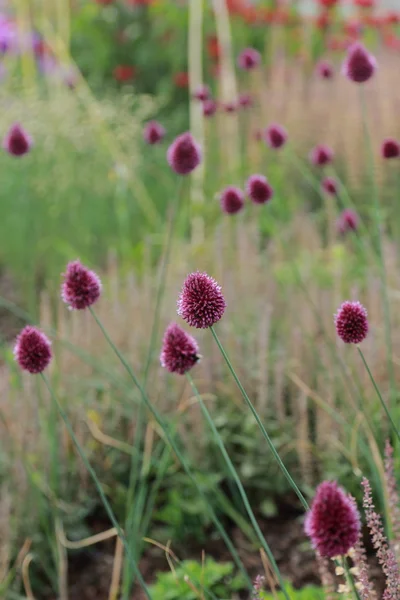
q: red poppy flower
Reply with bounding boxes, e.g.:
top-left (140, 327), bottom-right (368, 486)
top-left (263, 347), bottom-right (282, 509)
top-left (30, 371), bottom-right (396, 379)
top-left (174, 71), bottom-right (189, 88)
top-left (207, 35), bottom-right (220, 61)
top-left (113, 65), bottom-right (136, 82)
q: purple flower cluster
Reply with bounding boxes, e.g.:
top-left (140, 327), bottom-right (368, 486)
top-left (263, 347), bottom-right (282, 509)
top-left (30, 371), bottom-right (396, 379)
top-left (177, 272), bottom-right (226, 329)
top-left (220, 186), bottom-right (245, 215)
top-left (3, 123), bottom-right (32, 157)
top-left (334, 300), bottom-right (368, 344)
top-left (14, 326), bottom-right (52, 374)
top-left (61, 260), bottom-right (102, 310)
top-left (160, 323), bottom-right (200, 375)
top-left (143, 121), bottom-right (165, 145)
top-left (167, 132), bottom-right (202, 175)
top-left (342, 42), bottom-right (377, 84)
top-left (237, 47), bottom-right (261, 71)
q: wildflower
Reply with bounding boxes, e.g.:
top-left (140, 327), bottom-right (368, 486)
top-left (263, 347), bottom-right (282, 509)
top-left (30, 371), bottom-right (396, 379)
top-left (167, 132), bottom-right (201, 175)
top-left (220, 186), bottom-right (245, 215)
top-left (237, 47), bottom-right (261, 70)
top-left (337, 208), bottom-right (359, 235)
top-left (14, 326), bottom-right (52, 374)
top-left (310, 144), bottom-right (334, 167)
top-left (264, 124), bottom-right (288, 149)
top-left (321, 176), bottom-right (338, 196)
top-left (160, 323), bottom-right (200, 375)
top-left (341, 42), bottom-right (377, 83)
top-left (203, 99), bottom-right (217, 117)
top-left (381, 138), bottom-right (400, 159)
top-left (3, 123), bottom-right (32, 157)
top-left (61, 260), bottom-right (102, 310)
top-left (318, 0), bottom-right (339, 7)
top-left (177, 271), bottom-right (226, 329)
top-left (193, 84), bottom-right (210, 102)
top-left (246, 174), bottom-right (273, 204)
top-left (334, 300), bottom-right (368, 344)
top-left (143, 120), bottom-right (166, 145)
top-left (113, 65), bottom-right (136, 82)
top-left (207, 35), bottom-right (220, 61)
top-left (305, 481), bottom-right (361, 558)
top-left (238, 93), bottom-right (253, 109)
top-left (316, 60), bottom-right (334, 79)
top-left (222, 101), bottom-right (237, 113)
top-left (173, 71), bottom-right (189, 88)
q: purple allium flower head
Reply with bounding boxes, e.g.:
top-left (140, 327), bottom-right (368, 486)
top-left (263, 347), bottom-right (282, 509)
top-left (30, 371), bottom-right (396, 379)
top-left (167, 132), bottom-right (202, 175)
top-left (203, 99), bottom-right (217, 117)
top-left (14, 326), bottom-right (52, 374)
top-left (193, 84), bottom-right (210, 102)
top-left (177, 271), bottom-right (226, 329)
top-left (305, 481), bottom-right (361, 558)
top-left (246, 174), bottom-right (273, 205)
top-left (160, 322), bottom-right (200, 375)
top-left (3, 123), bottom-right (32, 157)
top-left (264, 124), bottom-right (288, 150)
top-left (337, 208), bottom-right (359, 235)
top-left (342, 42), bottom-right (377, 84)
top-left (237, 47), bottom-right (261, 70)
top-left (61, 260), bottom-right (102, 310)
top-left (310, 144), bottom-right (334, 167)
top-left (143, 120), bottom-right (166, 145)
top-left (334, 300), bottom-right (368, 344)
top-left (238, 93), bottom-right (253, 109)
top-left (220, 186), bottom-right (245, 215)
top-left (316, 60), bottom-right (334, 79)
top-left (321, 176), bottom-right (338, 196)
top-left (381, 138), bottom-right (400, 160)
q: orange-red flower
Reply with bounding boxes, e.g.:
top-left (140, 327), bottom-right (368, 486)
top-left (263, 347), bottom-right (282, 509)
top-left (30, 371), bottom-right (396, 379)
top-left (174, 71), bottom-right (189, 88)
top-left (207, 35), bottom-right (220, 61)
top-left (113, 65), bottom-right (136, 82)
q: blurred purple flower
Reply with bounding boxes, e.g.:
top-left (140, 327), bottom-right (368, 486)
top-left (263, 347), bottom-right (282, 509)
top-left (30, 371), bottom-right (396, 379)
top-left (160, 323), bottom-right (200, 375)
top-left (3, 123), bottom-right (32, 157)
top-left (220, 186), bottom-right (245, 215)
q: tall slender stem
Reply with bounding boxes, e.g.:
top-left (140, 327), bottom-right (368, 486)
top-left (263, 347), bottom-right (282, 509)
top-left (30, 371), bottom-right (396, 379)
top-left (209, 325), bottom-right (309, 511)
top-left (342, 556), bottom-right (361, 600)
top-left (39, 373), bottom-right (151, 600)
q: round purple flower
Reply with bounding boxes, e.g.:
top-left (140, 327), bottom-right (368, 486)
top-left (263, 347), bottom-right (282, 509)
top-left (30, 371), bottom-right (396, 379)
top-left (334, 300), bottom-right (368, 344)
top-left (3, 123), bottom-right (32, 157)
top-left (381, 138), bottom-right (400, 160)
top-left (246, 174), bottom-right (273, 204)
top-left (203, 99), bottom-right (217, 117)
top-left (264, 124), bottom-right (287, 150)
top-left (167, 132), bottom-right (202, 175)
top-left (321, 176), bottom-right (338, 196)
top-left (61, 260), bottom-right (102, 310)
top-left (316, 60), bottom-right (334, 80)
top-left (305, 481), bottom-right (361, 558)
top-left (220, 186), bottom-right (245, 215)
top-left (177, 271), bottom-right (226, 329)
top-left (310, 144), bottom-right (334, 167)
top-left (193, 84), bottom-right (210, 102)
top-left (237, 48), bottom-right (261, 71)
top-left (143, 121), bottom-right (166, 145)
top-left (160, 323), bottom-right (200, 375)
top-left (342, 42), bottom-right (377, 84)
top-left (14, 326), bottom-right (52, 374)
top-left (337, 209), bottom-right (359, 235)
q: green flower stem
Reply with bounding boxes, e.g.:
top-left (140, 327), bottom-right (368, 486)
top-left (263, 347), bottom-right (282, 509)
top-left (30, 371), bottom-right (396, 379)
top-left (209, 325), bottom-right (309, 511)
top-left (89, 307), bottom-right (251, 589)
top-left (186, 372), bottom-right (290, 600)
top-left (357, 347), bottom-right (400, 444)
top-left (39, 373), bottom-right (151, 600)
top-left (342, 556), bottom-right (361, 600)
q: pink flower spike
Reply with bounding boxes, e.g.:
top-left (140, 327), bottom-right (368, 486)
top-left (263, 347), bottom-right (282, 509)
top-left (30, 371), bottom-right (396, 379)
top-left (61, 260), bottom-right (102, 310)
top-left (321, 176), bottom-right (338, 196)
top-left (310, 144), bottom-right (334, 167)
top-left (3, 123), bottom-right (32, 157)
top-left (203, 99), bottom-right (217, 117)
top-left (342, 42), bottom-right (377, 83)
top-left (160, 323), bottom-right (200, 375)
top-left (193, 84), bottom-right (210, 102)
top-left (381, 138), bottom-right (400, 159)
top-left (305, 481), bottom-right (361, 558)
top-left (167, 132), bottom-right (202, 175)
top-left (14, 326), bottom-right (52, 374)
top-left (264, 124), bottom-right (288, 150)
top-left (143, 120), bottom-right (166, 145)
top-left (220, 186), bottom-right (245, 215)
top-left (237, 47), bottom-right (261, 70)
top-left (246, 174), bottom-right (273, 204)
top-left (334, 300), bottom-right (368, 344)
top-left (337, 208), bottom-right (359, 235)
top-left (316, 60), bottom-right (334, 79)
top-left (177, 271), bottom-right (226, 329)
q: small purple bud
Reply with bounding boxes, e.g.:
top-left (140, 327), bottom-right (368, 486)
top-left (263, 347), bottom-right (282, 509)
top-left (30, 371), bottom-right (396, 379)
top-left (316, 60), bottom-right (334, 79)
top-left (334, 300), bottom-right (368, 344)
top-left (167, 132), bottom-right (202, 175)
top-left (160, 323), bottom-right (200, 375)
top-left (381, 138), bottom-right (400, 159)
top-left (264, 124), bottom-right (288, 150)
top-left (246, 174), bottom-right (273, 204)
top-left (143, 120), bottom-right (166, 145)
top-left (203, 99), bottom-right (217, 117)
top-left (3, 123), bottom-right (32, 157)
top-left (321, 176), bottom-right (338, 196)
top-left (14, 326), bottom-right (52, 374)
top-left (61, 260), bottom-right (102, 310)
top-left (177, 271), bottom-right (226, 329)
top-left (222, 101), bottom-right (238, 114)
top-left (237, 47), bottom-right (261, 71)
top-left (309, 144), bottom-right (334, 167)
top-left (342, 42), bottom-right (377, 84)
top-left (238, 93), bottom-right (253, 109)
top-left (220, 186), bottom-right (245, 215)
top-left (193, 84), bottom-right (210, 102)
top-left (337, 209), bottom-right (359, 235)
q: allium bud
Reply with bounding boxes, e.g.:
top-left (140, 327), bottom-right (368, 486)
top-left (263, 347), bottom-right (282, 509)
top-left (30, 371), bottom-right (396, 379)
top-left (321, 176), bottom-right (338, 196)
top-left (220, 186), bottom-right (245, 215)
top-left (337, 208), bottom-right (359, 235)
top-left (305, 481), bottom-right (361, 558)
top-left (203, 99), bottom-right (217, 117)
top-left (316, 60), bottom-right (334, 79)
top-left (246, 174), bottom-right (273, 204)
top-left (14, 326), bottom-right (52, 374)
top-left (143, 120), bottom-right (166, 145)
top-left (160, 323), bottom-right (200, 375)
top-left (61, 260), bottom-right (102, 310)
top-left (177, 271), bottom-right (226, 329)
top-left (264, 124), bottom-right (288, 150)
top-left (310, 144), bottom-right (334, 167)
top-left (167, 132), bottom-right (202, 175)
top-left (238, 93), bottom-right (253, 109)
top-left (237, 47), bottom-right (261, 71)
top-left (381, 138), bottom-right (400, 159)
top-left (334, 300), bottom-right (368, 344)
top-left (193, 84), bottom-right (210, 102)
top-left (3, 123), bottom-right (32, 157)
top-left (341, 42), bottom-right (377, 83)
top-left (222, 101), bottom-right (238, 114)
